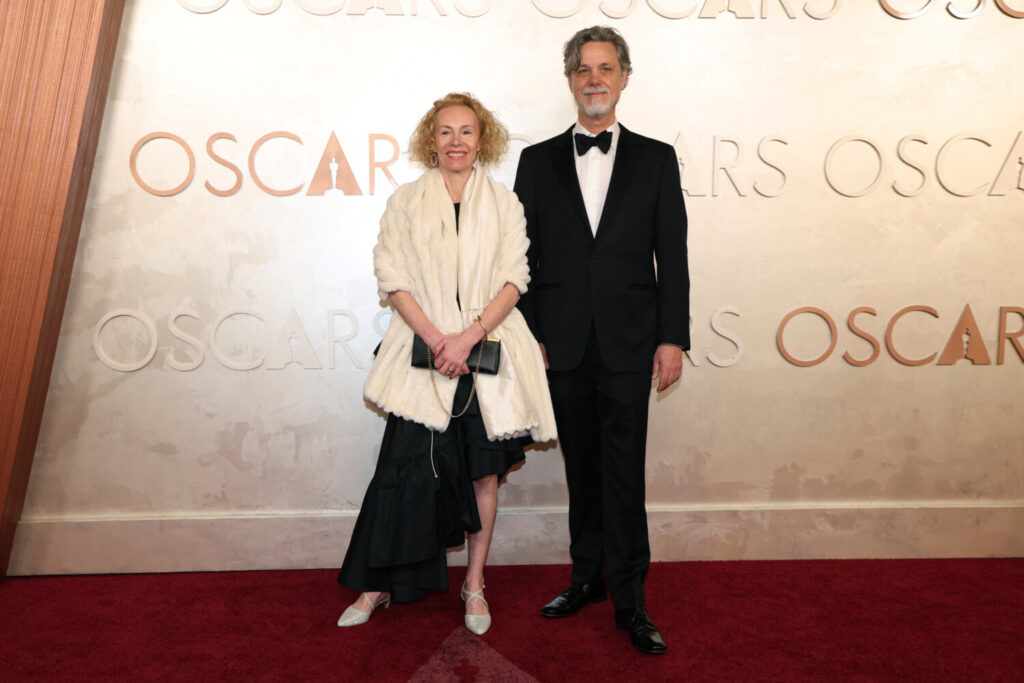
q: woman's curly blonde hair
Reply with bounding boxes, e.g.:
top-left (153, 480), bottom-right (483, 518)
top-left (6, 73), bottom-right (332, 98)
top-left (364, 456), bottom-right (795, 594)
top-left (409, 93), bottom-right (510, 169)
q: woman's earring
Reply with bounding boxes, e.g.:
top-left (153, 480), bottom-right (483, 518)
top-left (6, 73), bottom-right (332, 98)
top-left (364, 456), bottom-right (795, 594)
top-left (431, 152), bottom-right (437, 166)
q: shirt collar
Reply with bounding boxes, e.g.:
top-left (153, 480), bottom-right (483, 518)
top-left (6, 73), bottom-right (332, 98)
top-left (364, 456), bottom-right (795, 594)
top-left (572, 121), bottom-right (620, 152)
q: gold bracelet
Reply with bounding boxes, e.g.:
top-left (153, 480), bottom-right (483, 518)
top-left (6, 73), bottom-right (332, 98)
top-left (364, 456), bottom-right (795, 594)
top-left (474, 314), bottom-right (489, 337)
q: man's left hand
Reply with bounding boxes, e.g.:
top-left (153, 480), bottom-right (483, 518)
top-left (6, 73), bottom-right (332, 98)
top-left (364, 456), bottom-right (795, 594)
top-left (651, 344), bottom-right (683, 393)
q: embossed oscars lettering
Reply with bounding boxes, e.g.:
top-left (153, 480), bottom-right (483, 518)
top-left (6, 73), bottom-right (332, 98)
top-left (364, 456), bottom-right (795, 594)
top-left (776, 307), bottom-right (837, 367)
top-left (673, 134), bottom-right (789, 198)
top-left (824, 132), bottom-right (1024, 197)
top-left (878, 0), bottom-right (1023, 19)
top-left (130, 133), bottom-right (196, 197)
top-left (329, 310), bottom-right (363, 369)
top-left (176, 0), bottom-right (494, 17)
top-left (824, 137), bottom-right (885, 198)
top-left (530, 0), bottom-right (842, 19)
top-left (681, 307), bottom-right (747, 368)
top-left (131, 130), bottom-right (1023, 200)
top-left (249, 132), bottom-right (304, 196)
top-left (93, 308), bottom-right (366, 372)
top-left (706, 306), bottom-right (745, 367)
top-left (211, 310), bottom-right (265, 370)
top-left (177, 0), bottom-right (1024, 17)
top-left (373, 309), bottom-right (392, 337)
top-left (206, 134), bottom-right (243, 197)
top-left (93, 310), bottom-right (160, 372)
top-left (777, 305), bottom-right (1024, 367)
top-left (885, 305), bottom-right (939, 367)
top-left (997, 307), bottom-right (1024, 363)
top-left (130, 131), bottom-right (400, 197)
top-left (168, 306), bottom-right (205, 371)
top-left (842, 307), bottom-right (881, 367)
top-left (94, 304), bottom-right (750, 371)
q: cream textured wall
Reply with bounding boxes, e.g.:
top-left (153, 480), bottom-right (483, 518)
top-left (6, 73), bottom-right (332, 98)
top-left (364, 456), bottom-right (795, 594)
top-left (10, 0), bottom-right (1024, 574)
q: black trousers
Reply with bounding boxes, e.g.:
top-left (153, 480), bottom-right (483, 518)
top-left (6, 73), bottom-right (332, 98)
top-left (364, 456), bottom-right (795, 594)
top-left (547, 330), bottom-right (652, 612)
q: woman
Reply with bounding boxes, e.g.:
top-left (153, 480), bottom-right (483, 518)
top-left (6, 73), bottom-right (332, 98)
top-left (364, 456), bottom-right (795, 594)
top-left (337, 93), bottom-right (556, 635)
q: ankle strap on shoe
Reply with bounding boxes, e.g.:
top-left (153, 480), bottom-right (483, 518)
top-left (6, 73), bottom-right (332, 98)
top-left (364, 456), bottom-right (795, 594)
top-left (461, 584), bottom-right (488, 607)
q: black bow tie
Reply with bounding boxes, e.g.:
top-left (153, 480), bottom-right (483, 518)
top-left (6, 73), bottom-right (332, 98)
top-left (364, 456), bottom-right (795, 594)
top-left (575, 130), bottom-right (612, 156)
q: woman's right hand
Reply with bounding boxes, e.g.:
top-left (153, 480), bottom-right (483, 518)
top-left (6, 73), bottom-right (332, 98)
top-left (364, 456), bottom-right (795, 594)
top-left (432, 334), bottom-right (471, 378)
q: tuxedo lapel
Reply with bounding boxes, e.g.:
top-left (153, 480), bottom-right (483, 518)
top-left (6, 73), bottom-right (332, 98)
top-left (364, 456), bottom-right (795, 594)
top-left (551, 126), bottom-right (593, 240)
top-left (595, 124), bottom-right (636, 241)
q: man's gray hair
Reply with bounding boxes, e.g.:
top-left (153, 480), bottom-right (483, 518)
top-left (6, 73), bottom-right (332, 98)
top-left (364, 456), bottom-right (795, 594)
top-left (562, 26), bottom-right (633, 79)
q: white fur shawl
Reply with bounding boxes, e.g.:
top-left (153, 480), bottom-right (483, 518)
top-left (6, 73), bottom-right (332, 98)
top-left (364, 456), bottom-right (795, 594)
top-left (363, 168), bottom-right (557, 443)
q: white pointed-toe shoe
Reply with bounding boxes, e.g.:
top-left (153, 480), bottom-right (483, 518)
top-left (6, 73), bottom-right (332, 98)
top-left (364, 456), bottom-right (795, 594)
top-left (461, 582), bottom-right (491, 635)
top-left (337, 592), bottom-right (390, 627)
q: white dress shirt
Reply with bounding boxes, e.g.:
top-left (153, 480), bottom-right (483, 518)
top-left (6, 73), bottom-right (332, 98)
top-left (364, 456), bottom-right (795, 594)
top-left (573, 121), bottom-right (619, 236)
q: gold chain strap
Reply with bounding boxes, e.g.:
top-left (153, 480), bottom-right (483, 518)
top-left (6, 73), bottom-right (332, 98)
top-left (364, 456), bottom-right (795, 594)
top-left (426, 341), bottom-right (486, 419)
top-left (425, 340), bottom-right (485, 480)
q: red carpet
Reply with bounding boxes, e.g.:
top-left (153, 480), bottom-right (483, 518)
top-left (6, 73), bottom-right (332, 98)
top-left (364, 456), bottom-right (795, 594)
top-left (1, 559), bottom-right (1022, 681)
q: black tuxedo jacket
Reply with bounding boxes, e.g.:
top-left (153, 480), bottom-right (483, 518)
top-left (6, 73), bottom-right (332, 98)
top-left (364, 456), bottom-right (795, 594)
top-left (514, 125), bottom-right (690, 374)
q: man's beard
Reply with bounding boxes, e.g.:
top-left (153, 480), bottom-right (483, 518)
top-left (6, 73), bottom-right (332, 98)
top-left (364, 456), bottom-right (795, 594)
top-left (577, 88), bottom-right (617, 118)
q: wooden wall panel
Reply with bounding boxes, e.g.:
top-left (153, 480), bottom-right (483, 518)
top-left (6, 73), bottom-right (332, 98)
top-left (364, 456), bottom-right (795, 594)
top-left (0, 0), bottom-right (126, 579)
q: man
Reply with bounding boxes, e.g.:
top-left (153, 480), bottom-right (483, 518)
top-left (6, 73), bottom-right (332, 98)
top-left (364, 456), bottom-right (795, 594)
top-left (514, 26), bottom-right (689, 655)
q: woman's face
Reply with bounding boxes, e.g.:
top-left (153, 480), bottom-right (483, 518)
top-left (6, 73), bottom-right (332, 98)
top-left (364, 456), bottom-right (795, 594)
top-left (432, 105), bottom-right (481, 175)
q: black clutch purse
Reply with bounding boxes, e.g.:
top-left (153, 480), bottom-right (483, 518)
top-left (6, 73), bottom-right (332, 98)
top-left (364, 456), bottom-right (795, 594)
top-left (412, 334), bottom-right (500, 375)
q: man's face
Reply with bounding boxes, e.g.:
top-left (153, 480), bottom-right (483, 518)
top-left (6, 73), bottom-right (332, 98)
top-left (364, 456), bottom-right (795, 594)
top-left (569, 41), bottom-right (628, 119)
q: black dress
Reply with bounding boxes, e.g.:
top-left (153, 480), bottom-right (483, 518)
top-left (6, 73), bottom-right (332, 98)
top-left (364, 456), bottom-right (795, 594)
top-left (337, 202), bottom-right (530, 602)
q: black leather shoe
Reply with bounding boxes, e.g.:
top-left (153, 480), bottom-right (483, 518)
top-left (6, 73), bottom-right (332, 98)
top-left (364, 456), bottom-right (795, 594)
top-left (615, 607), bottom-right (667, 655)
top-left (540, 581), bottom-right (607, 618)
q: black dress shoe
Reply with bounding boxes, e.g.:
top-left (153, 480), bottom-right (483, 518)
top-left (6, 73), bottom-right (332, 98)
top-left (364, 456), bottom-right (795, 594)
top-left (540, 581), bottom-right (607, 618)
top-left (615, 607), bottom-right (667, 655)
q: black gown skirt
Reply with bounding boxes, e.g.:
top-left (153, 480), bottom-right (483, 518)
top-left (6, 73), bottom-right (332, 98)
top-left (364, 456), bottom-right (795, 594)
top-left (338, 374), bottom-right (529, 602)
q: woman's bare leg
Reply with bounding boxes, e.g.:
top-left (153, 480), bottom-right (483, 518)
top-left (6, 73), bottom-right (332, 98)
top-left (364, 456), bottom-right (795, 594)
top-left (465, 474), bottom-right (498, 616)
